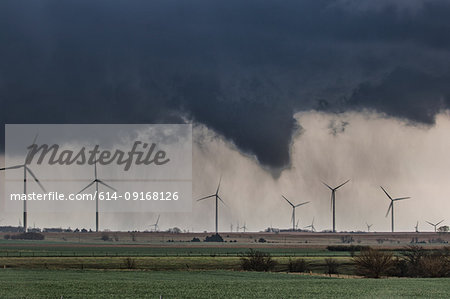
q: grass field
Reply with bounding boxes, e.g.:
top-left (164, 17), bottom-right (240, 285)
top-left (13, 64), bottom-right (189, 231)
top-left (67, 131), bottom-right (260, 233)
top-left (0, 269), bottom-right (449, 298)
top-left (0, 256), bottom-right (355, 274)
top-left (0, 233), bottom-right (448, 298)
top-left (0, 241), bottom-right (349, 257)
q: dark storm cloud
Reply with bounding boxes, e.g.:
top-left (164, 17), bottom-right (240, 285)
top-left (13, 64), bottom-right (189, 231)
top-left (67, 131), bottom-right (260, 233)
top-left (346, 68), bottom-right (450, 124)
top-left (1, 0), bottom-right (450, 168)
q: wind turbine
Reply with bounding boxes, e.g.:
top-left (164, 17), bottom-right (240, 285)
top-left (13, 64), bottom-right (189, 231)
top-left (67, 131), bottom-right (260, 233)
top-left (415, 221), bottom-right (419, 233)
top-left (304, 217), bottom-right (316, 232)
top-left (366, 223), bottom-right (373, 233)
top-left (426, 220), bottom-right (444, 232)
top-left (295, 219), bottom-right (300, 230)
top-left (381, 186), bottom-right (410, 233)
top-left (281, 195), bottom-right (309, 231)
top-left (150, 214), bottom-right (160, 232)
top-left (77, 158), bottom-right (117, 232)
top-left (240, 222), bottom-right (247, 233)
top-left (322, 180), bottom-right (349, 233)
top-left (0, 135), bottom-right (47, 232)
top-left (196, 176), bottom-right (226, 234)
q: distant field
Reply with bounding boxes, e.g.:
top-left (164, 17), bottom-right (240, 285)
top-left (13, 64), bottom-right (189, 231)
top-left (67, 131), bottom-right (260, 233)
top-left (0, 241), bottom-right (349, 257)
top-left (2, 231), bottom-right (448, 247)
top-left (0, 231), bottom-right (448, 259)
top-left (0, 269), bottom-right (449, 298)
top-left (0, 232), bottom-right (448, 278)
top-left (0, 256), bottom-right (356, 274)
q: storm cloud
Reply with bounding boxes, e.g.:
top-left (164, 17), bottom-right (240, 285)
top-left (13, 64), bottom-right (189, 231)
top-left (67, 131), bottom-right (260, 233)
top-left (1, 0), bottom-right (450, 169)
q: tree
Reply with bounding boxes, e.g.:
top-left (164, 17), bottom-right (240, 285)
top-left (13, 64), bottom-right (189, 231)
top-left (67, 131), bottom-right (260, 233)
top-left (437, 226), bottom-right (449, 233)
top-left (353, 248), bottom-right (394, 278)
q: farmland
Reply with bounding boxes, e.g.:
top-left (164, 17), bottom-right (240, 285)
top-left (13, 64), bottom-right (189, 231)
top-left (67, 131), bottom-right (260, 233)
top-left (0, 269), bottom-right (449, 298)
top-left (0, 231), bottom-right (448, 297)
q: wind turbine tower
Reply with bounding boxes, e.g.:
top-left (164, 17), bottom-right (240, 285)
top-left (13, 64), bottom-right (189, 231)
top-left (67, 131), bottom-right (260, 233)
top-left (77, 158), bottom-right (117, 232)
top-left (196, 177), bottom-right (227, 234)
top-left (322, 180), bottom-right (349, 233)
top-left (381, 186), bottom-right (410, 233)
top-left (1, 136), bottom-right (47, 232)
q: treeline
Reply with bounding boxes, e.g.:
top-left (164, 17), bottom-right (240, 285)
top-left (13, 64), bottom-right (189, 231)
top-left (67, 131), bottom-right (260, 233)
top-left (4, 232), bottom-right (45, 240)
top-left (326, 245), bottom-right (370, 252)
top-left (354, 246), bottom-right (450, 278)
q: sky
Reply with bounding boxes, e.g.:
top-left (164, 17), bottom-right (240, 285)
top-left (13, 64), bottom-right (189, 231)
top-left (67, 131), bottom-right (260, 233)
top-left (1, 0), bottom-right (450, 232)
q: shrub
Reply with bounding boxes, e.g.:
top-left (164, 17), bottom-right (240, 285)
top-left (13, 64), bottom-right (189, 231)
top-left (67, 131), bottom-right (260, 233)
top-left (353, 248), bottom-right (394, 278)
top-left (341, 235), bottom-right (354, 244)
top-left (101, 233), bottom-right (110, 241)
top-left (10, 232), bottom-right (44, 240)
top-left (420, 254), bottom-right (449, 277)
top-left (124, 257), bottom-right (136, 269)
top-left (324, 258), bottom-right (339, 275)
top-left (326, 245), bottom-right (369, 252)
top-left (191, 237), bottom-right (201, 242)
top-left (288, 258), bottom-right (310, 273)
top-left (3, 234), bottom-right (10, 240)
top-left (240, 249), bottom-right (277, 271)
top-left (258, 237), bottom-right (267, 243)
top-left (402, 245), bottom-right (426, 277)
top-left (204, 234), bottom-right (224, 242)
top-left (388, 257), bottom-right (409, 277)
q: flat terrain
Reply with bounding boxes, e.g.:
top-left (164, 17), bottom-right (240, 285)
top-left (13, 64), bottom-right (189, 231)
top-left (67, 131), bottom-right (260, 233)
top-left (0, 269), bottom-right (449, 298)
top-left (2, 231), bottom-right (449, 246)
top-left (0, 232), bottom-right (448, 298)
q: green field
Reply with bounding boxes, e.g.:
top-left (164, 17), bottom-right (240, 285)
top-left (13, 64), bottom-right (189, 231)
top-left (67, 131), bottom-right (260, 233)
top-left (0, 269), bottom-right (449, 298)
top-left (0, 256), bottom-right (355, 274)
top-left (0, 240), bottom-right (348, 257)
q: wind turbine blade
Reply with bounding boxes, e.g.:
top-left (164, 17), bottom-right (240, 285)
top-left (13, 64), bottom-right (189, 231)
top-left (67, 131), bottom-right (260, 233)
top-left (425, 221), bottom-right (434, 226)
top-left (26, 167), bottom-right (47, 193)
top-left (0, 164), bottom-right (24, 171)
top-left (295, 201), bottom-right (310, 207)
top-left (335, 179), bottom-right (350, 190)
top-left (77, 181), bottom-right (95, 194)
top-left (217, 195), bottom-right (228, 208)
top-left (380, 186), bottom-right (393, 200)
top-left (216, 175), bottom-right (222, 195)
top-left (156, 215), bottom-right (160, 225)
top-left (322, 181), bottom-right (333, 190)
top-left (385, 202), bottom-right (392, 217)
top-left (393, 197), bottom-right (410, 201)
top-left (98, 180), bottom-right (117, 192)
top-left (436, 220), bottom-right (444, 226)
top-left (282, 195), bottom-right (294, 207)
top-left (196, 194), bottom-right (215, 201)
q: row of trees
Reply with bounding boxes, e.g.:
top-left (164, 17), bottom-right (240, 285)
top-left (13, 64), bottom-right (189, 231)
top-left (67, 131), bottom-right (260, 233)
top-left (240, 246), bottom-right (450, 278)
top-left (354, 246), bottom-right (450, 278)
